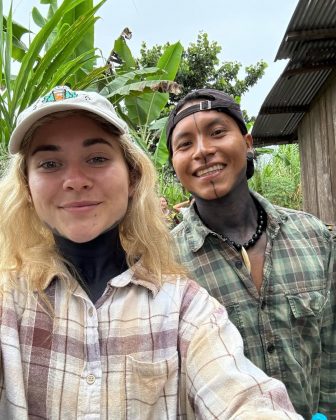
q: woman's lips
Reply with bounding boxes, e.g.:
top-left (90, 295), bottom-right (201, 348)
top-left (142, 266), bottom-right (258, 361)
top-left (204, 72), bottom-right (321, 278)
top-left (61, 201), bottom-right (101, 212)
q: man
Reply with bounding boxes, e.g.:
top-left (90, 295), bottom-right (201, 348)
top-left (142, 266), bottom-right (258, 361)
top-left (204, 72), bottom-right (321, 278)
top-left (166, 88), bottom-right (335, 419)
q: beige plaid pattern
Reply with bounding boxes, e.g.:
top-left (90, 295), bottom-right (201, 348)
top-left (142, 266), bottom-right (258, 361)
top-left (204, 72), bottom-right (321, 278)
top-left (0, 269), bottom-right (302, 419)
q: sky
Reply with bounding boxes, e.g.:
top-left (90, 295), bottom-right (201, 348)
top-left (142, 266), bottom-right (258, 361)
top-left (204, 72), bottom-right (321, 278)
top-left (7, 0), bottom-right (299, 116)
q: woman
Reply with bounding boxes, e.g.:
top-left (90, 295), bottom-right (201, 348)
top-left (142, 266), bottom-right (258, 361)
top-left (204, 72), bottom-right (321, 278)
top-left (0, 86), bottom-right (301, 419)
top-left (160, 196), bottom-right (178, 229)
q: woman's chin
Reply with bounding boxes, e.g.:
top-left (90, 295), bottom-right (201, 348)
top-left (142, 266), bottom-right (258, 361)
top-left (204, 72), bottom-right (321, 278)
top-left (60, 230), bottom-right (101, 244)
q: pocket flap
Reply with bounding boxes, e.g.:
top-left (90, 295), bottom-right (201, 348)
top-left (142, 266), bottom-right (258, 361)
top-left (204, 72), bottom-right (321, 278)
top-left (287, 290), bottom-right (327, 318)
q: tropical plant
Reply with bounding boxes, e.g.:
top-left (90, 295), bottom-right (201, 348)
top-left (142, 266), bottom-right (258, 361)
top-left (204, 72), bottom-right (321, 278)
top-left (136, 32), bottom-right (267, 169)
top-left (139, 32), bottom-right (267, 123)
top-left (98, 31), bottom-right (183, 168)
top-left (249, 144), bottom-right (302, 209)
top-left (157, 167), bottom-right (187, 204)
top-left (0, 0), bottom-right (108, 148)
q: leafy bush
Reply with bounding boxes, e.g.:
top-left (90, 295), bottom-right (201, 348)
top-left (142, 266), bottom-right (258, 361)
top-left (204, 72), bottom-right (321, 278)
top-left (249, 144), bottom-right (302, 210)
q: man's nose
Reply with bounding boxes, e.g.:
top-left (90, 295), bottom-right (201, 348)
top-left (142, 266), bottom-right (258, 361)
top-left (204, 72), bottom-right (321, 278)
top-left (192, 136), bottom-right (216, 161)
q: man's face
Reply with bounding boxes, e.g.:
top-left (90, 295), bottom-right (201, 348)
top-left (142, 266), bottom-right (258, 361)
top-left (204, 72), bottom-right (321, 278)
top-left (26, 114), bottom-right (133, 243)
top-left (171, 103), bottom-right (253, 201)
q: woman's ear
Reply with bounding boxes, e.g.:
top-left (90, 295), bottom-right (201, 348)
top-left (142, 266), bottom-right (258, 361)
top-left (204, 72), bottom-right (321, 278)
top-left (26, 186), bottom-right (33, 204)
top-left (128, 169), bottom-right (137, 198)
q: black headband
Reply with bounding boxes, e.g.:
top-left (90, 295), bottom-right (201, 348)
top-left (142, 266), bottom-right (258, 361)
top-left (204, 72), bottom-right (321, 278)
top-left (166, 97), bottom-right (248, 159)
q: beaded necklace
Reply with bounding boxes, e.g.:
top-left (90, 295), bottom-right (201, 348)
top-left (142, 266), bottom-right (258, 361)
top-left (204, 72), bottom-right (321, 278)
top-left (219, 202), bottom-right (267, 274)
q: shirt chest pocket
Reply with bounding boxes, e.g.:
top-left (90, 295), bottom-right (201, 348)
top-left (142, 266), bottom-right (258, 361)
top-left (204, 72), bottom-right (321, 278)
top-left (125, 351), bottom-right (179, 419)
top-left (286, 290), bottom-right (328, 367)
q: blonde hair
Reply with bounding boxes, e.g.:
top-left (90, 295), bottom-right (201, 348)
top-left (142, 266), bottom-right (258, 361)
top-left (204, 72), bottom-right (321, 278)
top-left (0, 110), bottom-right (184, 296)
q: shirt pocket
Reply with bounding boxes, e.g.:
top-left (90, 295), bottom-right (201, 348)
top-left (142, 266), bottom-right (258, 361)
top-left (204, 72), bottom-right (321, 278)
top-left (125, 351), bottom-right (179, 419)
top-left (286, 290), bottom-right (327, 367)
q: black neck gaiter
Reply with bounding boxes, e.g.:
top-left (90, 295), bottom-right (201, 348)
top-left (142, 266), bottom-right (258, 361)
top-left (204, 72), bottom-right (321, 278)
top-left (54, 227), bottom-right (127, 303)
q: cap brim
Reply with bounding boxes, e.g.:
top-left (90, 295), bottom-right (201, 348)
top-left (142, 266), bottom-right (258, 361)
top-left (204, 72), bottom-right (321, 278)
top-left (9, 102), bottom-right (127, 154)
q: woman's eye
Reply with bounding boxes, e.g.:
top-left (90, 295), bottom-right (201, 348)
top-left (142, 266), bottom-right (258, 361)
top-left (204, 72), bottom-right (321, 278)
top-left (88, 156), bottom-right (109, 165)
top-left (38, 161), bottom-right (60, 170)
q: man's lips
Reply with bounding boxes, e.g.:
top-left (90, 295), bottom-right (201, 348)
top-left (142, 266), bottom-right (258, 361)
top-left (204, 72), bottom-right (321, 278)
top-left (194, 163), bottom-right (226, 177)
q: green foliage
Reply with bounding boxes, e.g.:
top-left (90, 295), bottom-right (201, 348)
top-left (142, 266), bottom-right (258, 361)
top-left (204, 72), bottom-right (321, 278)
top-left (139, 32), bottom-right (268, 184)
top-left (139, 32), bottom-right (267, 122)
top-left (32, 0), bottom-right (96, 83)
top-left (157, 166), bottom-right (189, 205)
top-left (0, 0), bottom-right (108, 147)
top-left (0, 2), bottom-right (182, 170)
top-left (2, 16), bottom-right (30, 61)
top-left (249, 144), bottom-right (302, 209)
top-left (100, 33), bottom-right (183, 167)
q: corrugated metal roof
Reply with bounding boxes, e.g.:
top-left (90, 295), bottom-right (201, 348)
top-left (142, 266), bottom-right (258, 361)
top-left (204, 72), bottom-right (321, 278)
top-left (252, 0), bottom-right (336, 146)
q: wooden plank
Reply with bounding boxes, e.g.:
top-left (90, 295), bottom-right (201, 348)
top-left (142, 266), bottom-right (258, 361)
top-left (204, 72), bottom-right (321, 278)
top-left (325, 77), bottom-right (336, 224)
top-left (298, 122), bottom-right (308, 212)
top-left (299, 111), bottom-right (319, 217)
top-left (316, 93), bottom-right (334, 224)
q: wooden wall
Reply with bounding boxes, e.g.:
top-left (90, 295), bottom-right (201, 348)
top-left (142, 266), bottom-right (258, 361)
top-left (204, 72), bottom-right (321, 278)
top-left (298, 72), bottom-right (336, 225)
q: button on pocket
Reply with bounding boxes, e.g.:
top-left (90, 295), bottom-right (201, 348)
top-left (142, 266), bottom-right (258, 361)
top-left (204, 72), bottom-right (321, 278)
top-left (86, 374), bottom-right (96, 384)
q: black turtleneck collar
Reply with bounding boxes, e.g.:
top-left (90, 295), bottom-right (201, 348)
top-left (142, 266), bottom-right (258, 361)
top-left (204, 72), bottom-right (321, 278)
top-left (54, 227), bottom-right (127, 303)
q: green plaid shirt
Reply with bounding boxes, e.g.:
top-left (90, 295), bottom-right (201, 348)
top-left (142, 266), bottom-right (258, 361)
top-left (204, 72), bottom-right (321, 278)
top-left (171, 192), bottom-right (335, 419)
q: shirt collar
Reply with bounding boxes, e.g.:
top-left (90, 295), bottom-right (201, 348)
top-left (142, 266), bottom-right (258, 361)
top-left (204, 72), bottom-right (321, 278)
top-left (107, 263), bottom-right (160, 297)
top-left (183, 203), bottom-right (213, 252)
top-left (42, 262), bottom-right (161, 297)
top-left (182, 191), bottom-right (288, 253)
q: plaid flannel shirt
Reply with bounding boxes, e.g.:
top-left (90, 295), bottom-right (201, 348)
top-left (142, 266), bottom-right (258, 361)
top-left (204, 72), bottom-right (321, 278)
top-left (171, 192), bottom-right (335, 419)
top-left (0, 267), bottom-right (302, 419)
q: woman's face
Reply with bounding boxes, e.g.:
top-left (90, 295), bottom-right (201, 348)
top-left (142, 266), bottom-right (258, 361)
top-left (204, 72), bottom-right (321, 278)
top-left (160, 197), bottom-right (168, 210)
top-left (26, 114), bottom-right (133, 243)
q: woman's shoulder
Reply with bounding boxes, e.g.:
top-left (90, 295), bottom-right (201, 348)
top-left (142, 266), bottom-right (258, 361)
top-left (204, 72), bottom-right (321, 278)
top-left (160, 275), bottom-right (226, 324)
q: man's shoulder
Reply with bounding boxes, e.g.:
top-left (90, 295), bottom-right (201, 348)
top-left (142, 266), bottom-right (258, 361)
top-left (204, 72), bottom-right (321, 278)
top-left (275, 205), bottom-right (331, 238)
top-left (253, 192), bottom-right (329, 239)
top-left (170, 220), bottom-right (193, 255)
top-left (170, 205), bottom-right (201, 238)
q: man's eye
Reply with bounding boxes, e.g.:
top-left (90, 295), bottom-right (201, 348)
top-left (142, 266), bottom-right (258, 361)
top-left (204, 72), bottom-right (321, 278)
top-left (211, 128), bottom-right (226, 136)
top-left (176, 141), bottom-right (192, 150)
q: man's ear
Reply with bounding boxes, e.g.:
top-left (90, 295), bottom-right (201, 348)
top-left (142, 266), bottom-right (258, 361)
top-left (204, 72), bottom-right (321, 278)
top-left (244, 133), bottom-right (253, 151)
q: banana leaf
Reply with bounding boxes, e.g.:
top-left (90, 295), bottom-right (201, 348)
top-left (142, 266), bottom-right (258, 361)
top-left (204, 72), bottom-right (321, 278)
top-left (124, 42), bottom-right (182, 128)
top-left (111, 35), bottom-right (137, 70)
top-left (153, 117), bottom-right (169, 168)
top-left (101, 67), bottom-right (164, 96)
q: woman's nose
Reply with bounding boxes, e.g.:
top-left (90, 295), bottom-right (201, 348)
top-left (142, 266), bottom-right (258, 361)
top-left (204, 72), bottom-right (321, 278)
top-left (62, 166), bottom-right (93, 191)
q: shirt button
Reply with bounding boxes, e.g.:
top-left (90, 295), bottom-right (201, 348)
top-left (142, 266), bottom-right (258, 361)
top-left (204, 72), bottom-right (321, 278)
top-left (267, 343), bottom-right (275, 354)
top-left (86, 374), bottom-right (96, 384)
top-left (88, 307), bottom-right (94, 317)
top-left (235, 260), bottom-right (243, 269)
top-left (260, 300), bottom-right (266, 310)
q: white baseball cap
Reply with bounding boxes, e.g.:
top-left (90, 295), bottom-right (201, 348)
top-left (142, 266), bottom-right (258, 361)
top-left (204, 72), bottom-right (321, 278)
top-left (9, 86), bottom-right (129, 154)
